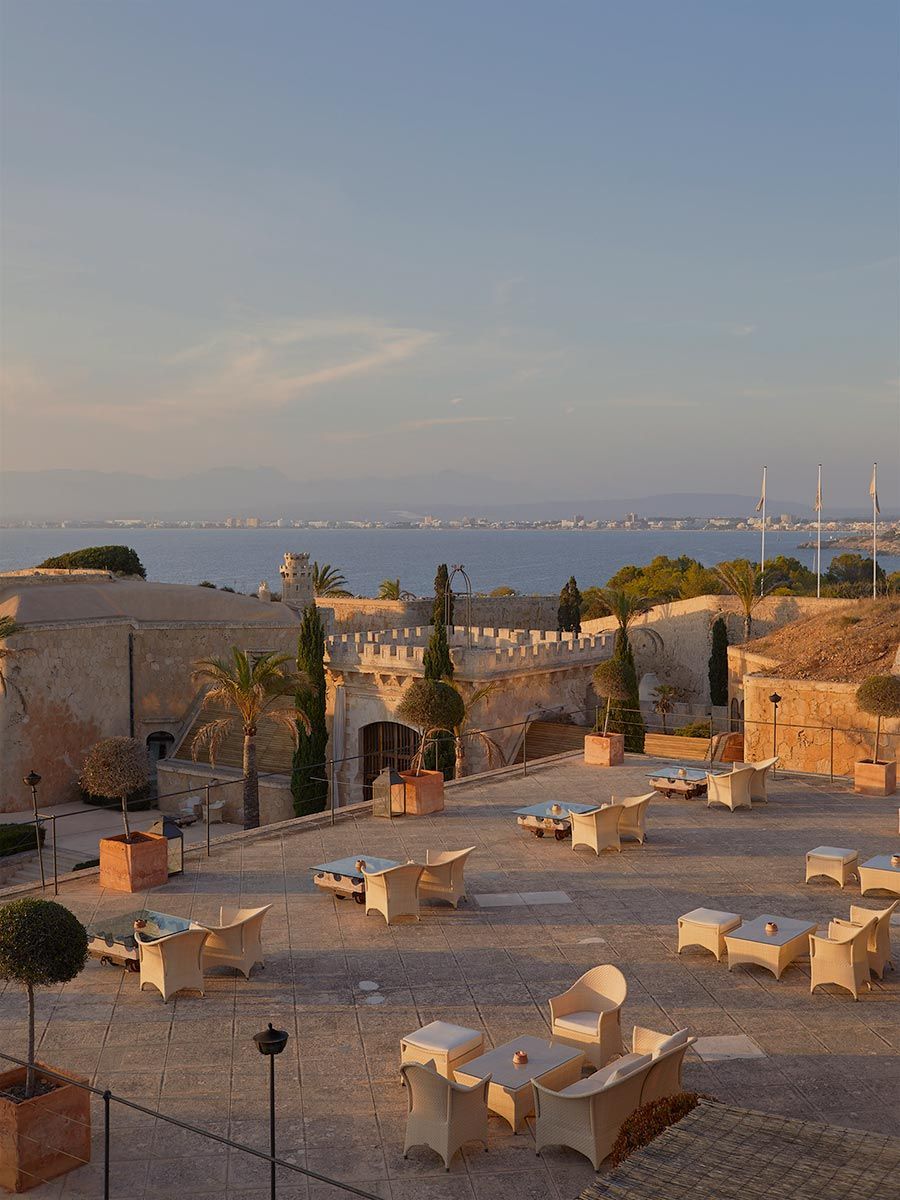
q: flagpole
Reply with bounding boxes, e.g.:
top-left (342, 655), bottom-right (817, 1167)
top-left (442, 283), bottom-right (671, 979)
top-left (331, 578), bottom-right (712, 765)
top-left (872, 462), bottom-right (878, 600)
top-left (760, 465), bottom-right (767, 595)
top-left (816, 464), bottom-right (822, 599)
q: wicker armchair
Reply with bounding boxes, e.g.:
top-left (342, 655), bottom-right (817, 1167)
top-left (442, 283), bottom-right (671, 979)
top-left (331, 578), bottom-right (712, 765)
top-left (201, 904), bottom-right (271, 978)
top-left (418, 847), bottom-right (475, 908)
top-left (830, 901), bottom-right (897, 979)
top-left (549, 964), bottom-right (627, 1067)
top-left (616, 793), bottom-right (654, 845)
top-left (401, 1060), bottom-right (490, 1170)
top-left (570, 804), bottom-right (624, 855)
top-left (706, 767), bottom-right (754, 811)
top-left (137, 928), bottom-right (209, 1002)
top-left (733, 756), bottom-right (779, 802)
top-left (363, 862), bottom-right (423, 925)
top-left (533, 1053), bottom-right (651, 1169)
top-left (809, 916), bottom-right (876, 1000)
top-left (631, 1026), bottom-right (696, 1104)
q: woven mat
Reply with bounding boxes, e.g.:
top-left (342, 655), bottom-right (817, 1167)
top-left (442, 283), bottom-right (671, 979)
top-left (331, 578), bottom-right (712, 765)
top-left (579, 1100), bottom-right (900, 1200)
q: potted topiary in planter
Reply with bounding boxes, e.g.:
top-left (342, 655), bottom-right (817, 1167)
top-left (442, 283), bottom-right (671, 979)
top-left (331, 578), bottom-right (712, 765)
top-left (396, 680), bottom-right (465, 814)
top-left (81, 737), bottom-right (168, 892)
top-left (854, 675), bottom-right (900, 796)
top-left (0, 898), bottom-right (91, 1193)
top-left (585, 659), bottom-right (629, 766)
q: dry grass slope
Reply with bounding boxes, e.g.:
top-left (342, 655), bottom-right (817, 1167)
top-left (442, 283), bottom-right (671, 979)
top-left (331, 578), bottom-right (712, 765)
top-left (746, 598), bottom-right (900, 682)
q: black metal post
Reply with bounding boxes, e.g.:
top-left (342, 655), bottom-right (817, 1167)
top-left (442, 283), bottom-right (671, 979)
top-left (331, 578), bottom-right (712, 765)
top-left (50, 815), bottom-right (58, 896)
top-left (103, 1090), bottom-right (111, 1200)
top-left (253, 1024), bottom-right (289, 1200)
top-left (769, 693), bottom-right (781, 775)
top-left (829, 727), bottom-right (834, 783)
top-left (268, 1053), bottom-right (276, 1199)
top-left (23, 772), bottom-right (45, 891)
top-left (522, 722), bottom-right (528, 777)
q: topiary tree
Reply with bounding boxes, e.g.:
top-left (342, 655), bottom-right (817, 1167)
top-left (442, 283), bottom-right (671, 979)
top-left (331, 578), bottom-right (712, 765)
top-left (80, 737), bottom-right (149, 842)
top-left (291, 605), bottom-right (329, 817)
top-left (0, 899), bottom-right (88, 1098)
top-left (38, 545), bottom-right (146, 578)
top-left (708, 616), bottom-right (729, 707)
top-left (856, 675), bottom-right (900, 763)
top-left (592, 658), bottom-right (632, 735)
top-left (397, 679), bottom-right (465, 774)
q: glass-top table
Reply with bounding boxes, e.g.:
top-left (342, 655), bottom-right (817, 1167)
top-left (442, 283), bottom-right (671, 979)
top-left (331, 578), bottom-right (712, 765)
top-left (513, 801), bottom-right (598, 840)
top-left (454, 1036), bottom-right (584, 1131)
top-left (646, 766), bottom-right (727, 798)
top-left (86, 909), bottom-right (192, 969)
top-left (310, 855), bottom-right (401, 902)
top-left (859, 855), bottom-right (900, 896)
top-left (723, 914), bottom-right (817, 979)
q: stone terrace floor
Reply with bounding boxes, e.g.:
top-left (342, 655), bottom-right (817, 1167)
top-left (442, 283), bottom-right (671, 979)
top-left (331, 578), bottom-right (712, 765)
top-left (2, 755), bottom-right (898, 1199)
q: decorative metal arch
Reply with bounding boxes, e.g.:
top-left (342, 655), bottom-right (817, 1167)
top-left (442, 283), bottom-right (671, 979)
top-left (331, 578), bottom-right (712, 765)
top-left (446, 564), bottom-right (473, 647)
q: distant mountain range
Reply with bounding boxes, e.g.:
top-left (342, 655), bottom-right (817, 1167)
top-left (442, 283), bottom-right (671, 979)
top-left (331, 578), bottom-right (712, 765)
top-left (1, 468), bottom-right (893, 522)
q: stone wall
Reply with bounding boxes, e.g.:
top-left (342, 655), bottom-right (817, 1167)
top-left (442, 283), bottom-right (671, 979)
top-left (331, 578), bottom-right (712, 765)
top-left (318, 594), bottom-right (561, 635)
top-left (155, 760), bottom-right (295, 825)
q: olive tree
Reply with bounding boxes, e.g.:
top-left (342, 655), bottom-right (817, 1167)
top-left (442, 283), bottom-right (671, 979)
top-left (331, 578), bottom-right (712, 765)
top-left (80, 737), bottom-right (149, 842)
top-left (0, 899), bottom-right (88, 1098)
top-left (397, 679), bottom-right (465, 774)
top-left (856, 675), bottom-right (900, 763)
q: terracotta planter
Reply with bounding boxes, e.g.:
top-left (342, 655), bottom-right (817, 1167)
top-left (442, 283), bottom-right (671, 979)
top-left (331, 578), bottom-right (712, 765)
top-left (99, 831), bottom-right (168, 893)
top-left (584, 733), bottom-right (625, 767)
top-left (399, 770), bottom-right (445, 815)
top-left (854, 760), bottom-right (897, 797)
top-left (0, 1065), bottom-right (91, 1193)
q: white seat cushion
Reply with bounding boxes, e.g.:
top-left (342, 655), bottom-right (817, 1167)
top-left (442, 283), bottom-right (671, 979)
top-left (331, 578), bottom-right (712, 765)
top-left (559, 1053), bottom-right (645, 1096)
top-left (680, 907), bottom-right (741, 930)
top-left (807, 846), bottom-right (857, 863)
top-left (404, 1020), bottom-right (482, 1056)
top-left (554, 1010), bottom-right (601, 1036)
top-left (652, 1028), bottom-right (690, 1057)
top-left (606, 1052), bottom-right (652, 1084)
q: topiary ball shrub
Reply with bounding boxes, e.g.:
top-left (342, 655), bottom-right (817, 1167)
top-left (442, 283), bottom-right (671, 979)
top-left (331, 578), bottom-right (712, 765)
top-left (856, 674), bottom-right (900, 762)
top-left (609, 1092), bottom-right (710, 1168)
top-left (79, 737), bottom-right (150, 840)
top-left (397, 679), bottom-right (465, 734)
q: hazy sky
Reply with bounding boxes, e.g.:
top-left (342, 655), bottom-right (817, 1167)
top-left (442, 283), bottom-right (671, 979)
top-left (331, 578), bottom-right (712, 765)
top-left (1, 2), bottom-right (898, 506)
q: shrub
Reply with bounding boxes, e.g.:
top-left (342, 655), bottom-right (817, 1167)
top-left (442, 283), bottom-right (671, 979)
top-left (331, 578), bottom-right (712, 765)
top-left (609, 1092), bottom-right (708, 1168)
top-left (73, 858), bottom-right (100, 872)
top-left (80, 786), bottom-right (153, 811)
top-left (38, 545), bottom-right (146, 578)
top-left (856, 674), bottom-right (900, 762)
top-left (673, 719), bottom-right (713, 738)
top-left (0, 824), bottom-right (45, 859)
top-left (0, 898), bottom-right (89, 1098)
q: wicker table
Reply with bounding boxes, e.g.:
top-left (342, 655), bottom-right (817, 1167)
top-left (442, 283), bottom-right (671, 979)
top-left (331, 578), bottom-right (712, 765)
top-left (646, 767), bottom-right (727, 800)
top-left (513, 801), bottom-right (598, 840)
top-left (859, 855), bottom-right (900, 897)
top-left (310, 855), bottom-right (400, 903)
top-left (454, 1035), bottom-right (584, 1132)
top-left (724, 915), bottom-right (817, 979)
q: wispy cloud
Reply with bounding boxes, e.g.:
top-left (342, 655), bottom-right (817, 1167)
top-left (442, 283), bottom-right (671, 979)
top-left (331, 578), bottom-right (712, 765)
top-left (322, 415), bottom-right (512, 444)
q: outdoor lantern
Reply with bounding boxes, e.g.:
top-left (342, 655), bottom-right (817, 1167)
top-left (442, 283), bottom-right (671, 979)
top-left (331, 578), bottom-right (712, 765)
top-left (372, 767), bottom-right (407, 818)
top-left (148, 815), bottom-right (184, 875)
top-left (253, 1023), bottom-right (290, 1200)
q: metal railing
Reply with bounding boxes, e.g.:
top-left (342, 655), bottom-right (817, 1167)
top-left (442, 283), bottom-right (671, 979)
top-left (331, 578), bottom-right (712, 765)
top-left (0, 1051), bottom-right (380, 1199)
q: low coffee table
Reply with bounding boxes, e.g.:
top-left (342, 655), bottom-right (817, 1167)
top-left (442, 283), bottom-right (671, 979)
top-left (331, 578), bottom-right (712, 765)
top-left (454, 1035), bottom-right (584, 1131)
top-left (513, 801), bottom-right (598, 840)
top-left (310, 855), bottom-right (400, 904)
top-left (859, 855), bottom-right (900, 897)
top-left (86, 909), bottom-right (192, 970)
top-left (647, 767), bottom-right (726, 799)
top-left (724, 914), bottom-right (817, 979)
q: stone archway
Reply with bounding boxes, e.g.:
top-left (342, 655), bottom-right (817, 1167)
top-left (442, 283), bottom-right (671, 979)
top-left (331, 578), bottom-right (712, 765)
top-left (147, 731), bottom-right (176, 762)
top-left (360, 721), bottom-right (418, 798)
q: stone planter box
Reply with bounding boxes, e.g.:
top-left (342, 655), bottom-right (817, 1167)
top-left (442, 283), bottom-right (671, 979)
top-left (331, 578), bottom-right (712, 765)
top-left (0, 1065), bottom-right (91, 1193)
top-left (854, 760), bottom-right (897, 797)
top-left (584, 733), bottom-right (624, 766)
top-left (99, 831), bottom-right (168, 893)
top-left (399, 770), bottom-right (445, 815)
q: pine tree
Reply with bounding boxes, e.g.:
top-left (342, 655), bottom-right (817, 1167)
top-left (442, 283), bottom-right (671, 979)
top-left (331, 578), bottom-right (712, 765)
top-left (708, 617), bottom-right (729, 707)
top-left (606, 631), bottom-right (645, 752)
top-left (433, 564), bottom-right (453, 626)
top-left (557, 576), bottom-right (582, 634)
top-left (291, 605), bottom-right (329, 816)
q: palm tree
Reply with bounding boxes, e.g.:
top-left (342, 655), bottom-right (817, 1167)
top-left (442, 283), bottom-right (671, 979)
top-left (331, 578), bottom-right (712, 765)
top-left (715, 561), bottom-right (767, 641)
top-left (0, 616), bottom-right (27, 706)
top-left (192, 649), bottom-right (312, 829)
top-left (378, 578), bottom-right (401, 600)
top-left (597, 588), bottom-right (663, 650)
top-left (446, 681), bottom-right (505, 779)
top-left (652, 684), bottom-right (681, 733)
top-left (312, 562), bottom-right (352, 597)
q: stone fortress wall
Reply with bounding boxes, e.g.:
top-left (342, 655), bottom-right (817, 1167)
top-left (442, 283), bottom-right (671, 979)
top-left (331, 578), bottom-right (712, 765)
top-left (316, 594), bottom-right (561, 635)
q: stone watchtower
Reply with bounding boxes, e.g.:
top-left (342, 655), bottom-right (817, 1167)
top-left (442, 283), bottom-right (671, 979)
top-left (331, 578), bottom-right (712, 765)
top-left (279, 552), bottom-right (314, 611)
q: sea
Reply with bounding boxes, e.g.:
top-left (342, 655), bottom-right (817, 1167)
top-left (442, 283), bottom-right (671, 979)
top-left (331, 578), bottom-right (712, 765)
top-left (1, 527), bottom-right (891, 597)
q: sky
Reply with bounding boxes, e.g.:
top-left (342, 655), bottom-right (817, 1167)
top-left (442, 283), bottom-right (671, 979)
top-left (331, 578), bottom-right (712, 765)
top-left (1, 1), bottom-right (898, 507)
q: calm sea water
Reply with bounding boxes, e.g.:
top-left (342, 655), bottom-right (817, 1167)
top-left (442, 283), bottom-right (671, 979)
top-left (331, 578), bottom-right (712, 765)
top-left (0, 527), bottom-right (885, 596)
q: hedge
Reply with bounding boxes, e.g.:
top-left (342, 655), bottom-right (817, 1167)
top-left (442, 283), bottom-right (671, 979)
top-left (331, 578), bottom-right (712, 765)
top-left (0, 824), bottom-right (46, 859)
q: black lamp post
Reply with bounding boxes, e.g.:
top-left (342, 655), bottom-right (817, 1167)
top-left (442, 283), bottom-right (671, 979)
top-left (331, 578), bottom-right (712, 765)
top-left (253, 1023), bottom-right (289, 1199)
top-left (23, 771), bottom-right (45, 891)
top-left (769, 693), bottom-right (782, 769)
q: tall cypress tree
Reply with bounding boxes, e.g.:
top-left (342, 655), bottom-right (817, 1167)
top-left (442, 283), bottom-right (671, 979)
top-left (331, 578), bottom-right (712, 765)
top-left (423, 594), bottom-right (455, 776)
top-left (291, 604), bottom-right (329, 816)
top-left (606, 631), bottom-right (645, 752)
top-left (708, 617), bottom-right (729, 707)
top-left (433, 564), bottom-right (453, 626)
top-left (557, 576), bottom-right (582, 634)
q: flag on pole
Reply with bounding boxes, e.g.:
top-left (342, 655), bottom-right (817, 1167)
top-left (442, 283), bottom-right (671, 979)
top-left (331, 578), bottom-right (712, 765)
top-left (869, 464), bottom-right (880, 515)
top-left (814, 470), bottom-right (822, 512)
top-left (755, 468), bottom-right (766, 513)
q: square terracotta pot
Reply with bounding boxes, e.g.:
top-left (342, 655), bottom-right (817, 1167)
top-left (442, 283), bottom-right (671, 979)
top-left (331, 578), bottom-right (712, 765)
top-left (0, 1065), bottom-right (91, 1193)
top-left (854, 760), bottom-right (897, 796)
top-left (584, 733), bottom-right (625, 766)
top-left (99, 830), bottom-right (168, 893)
top-left (399, 770), bottom-right (445, 815)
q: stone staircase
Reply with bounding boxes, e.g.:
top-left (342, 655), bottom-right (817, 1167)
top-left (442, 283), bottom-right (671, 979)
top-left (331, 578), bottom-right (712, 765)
top-left (514, 721), bottom-right (588, 764)
top-left (0, 845), bottom-right (87, 889)
top-left (171, 700), bottom-right (297, 774)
